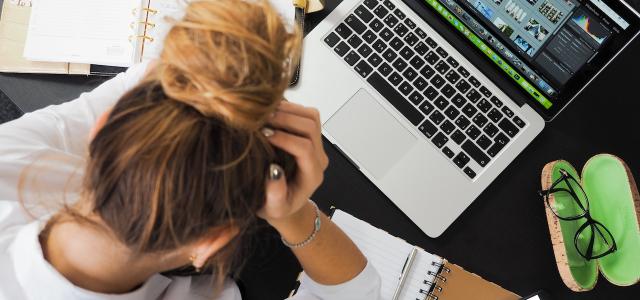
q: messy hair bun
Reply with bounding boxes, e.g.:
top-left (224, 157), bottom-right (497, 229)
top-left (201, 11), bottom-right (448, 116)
top-left (157, 0), bottom-right (301, 131)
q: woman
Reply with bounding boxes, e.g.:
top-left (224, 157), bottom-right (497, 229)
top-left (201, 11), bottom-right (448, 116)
top-left (0, 1), bottom-right (381, 299)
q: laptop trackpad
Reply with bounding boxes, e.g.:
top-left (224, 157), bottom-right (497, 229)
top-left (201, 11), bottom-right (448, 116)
top-left (325, 89), bottom-right (417, 179)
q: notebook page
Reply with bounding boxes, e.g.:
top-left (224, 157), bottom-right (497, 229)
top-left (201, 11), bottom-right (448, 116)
top-left (141, 0), bottom-right (296, 61)
top-left (24, 0), bottom-right (142, 67)
top-left (397, 249), bottom-right (443, 300)
top-left (332, 210), bottom-right (414, 299)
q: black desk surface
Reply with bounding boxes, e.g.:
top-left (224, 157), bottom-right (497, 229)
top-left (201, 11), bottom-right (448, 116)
top-left (1, 1), bottom-right (639, 299)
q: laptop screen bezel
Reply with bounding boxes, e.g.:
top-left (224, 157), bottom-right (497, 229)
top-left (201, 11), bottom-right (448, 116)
top-left (402, 0), bottom-right (640, 121)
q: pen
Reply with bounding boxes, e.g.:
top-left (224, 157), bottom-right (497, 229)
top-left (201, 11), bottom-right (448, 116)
top-left (392, 247), bottom-right (418, 300)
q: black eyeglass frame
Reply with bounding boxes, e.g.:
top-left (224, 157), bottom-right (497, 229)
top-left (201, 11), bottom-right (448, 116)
top-left (539, 169), bottom-right (617, 261)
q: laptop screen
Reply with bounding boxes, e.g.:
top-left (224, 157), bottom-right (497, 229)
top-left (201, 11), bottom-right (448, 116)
top-left (418, 0), bottom-right (640, 118)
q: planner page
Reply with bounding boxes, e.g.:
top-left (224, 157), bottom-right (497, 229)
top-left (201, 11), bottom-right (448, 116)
top-left (24, 0), bottom-right (143, 67)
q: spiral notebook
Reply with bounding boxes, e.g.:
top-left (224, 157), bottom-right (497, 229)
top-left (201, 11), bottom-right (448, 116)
top-left (325, 210), bottom-right (520, 300)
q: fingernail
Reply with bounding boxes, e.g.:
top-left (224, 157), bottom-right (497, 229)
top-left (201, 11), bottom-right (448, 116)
top-left (269, 164), bottom-right (284, 180)
top-left (261, 127), bottom-right (275, 138)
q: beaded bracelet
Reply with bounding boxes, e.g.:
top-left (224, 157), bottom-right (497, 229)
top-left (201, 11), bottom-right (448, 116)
top-left (281, 200), bottom-right (321, 249)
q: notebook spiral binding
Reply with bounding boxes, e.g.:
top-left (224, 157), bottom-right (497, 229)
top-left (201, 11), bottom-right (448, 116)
top-left (128, 6), bottom-right (159, 44)
top-left (423, 260), bottom-right (452, 300)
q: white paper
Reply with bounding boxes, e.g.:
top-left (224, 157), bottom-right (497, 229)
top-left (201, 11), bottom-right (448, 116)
top-left (24, 0), bottom-right (138, 67)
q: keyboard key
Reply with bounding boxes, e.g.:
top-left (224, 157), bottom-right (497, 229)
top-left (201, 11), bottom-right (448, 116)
top-left (402, 67), bottom-right (418, 81)
top-left (390, 37), bottom-right (404, 51)
top-left (440, 120), bottom-right (455, 134)
top-left (462, 140), bottom-right (490, 167)
top-left (490, 96), bottom-right (503, 108)
top-left (383, 49), bottom-right (398, 62)
top-left (488, 108), bottom-right (503, 123)
top-left (432, 132), bottom-right (449, 148)
top-left (451, 130), bottom-right (466, 145)
top-left (446, 57), bottom-right (459, 68)
top-left (392, 58), bottom-right (408, 72)
top-left (334, 41), bottom-right (350, 57)
top-left (362, 30), bottom-right (377, 43)
top-left (436, 47), bottom-right (448, 58)
top-left (404, 18), bottom-right (416, 29)
top-left (425, 37), bottom-right (438, 48)
top-left (494, 132), bottom-right (510, 147)
top-left (336, 23), bottom-right (353, 39)
top-left (409, 56), bottom-right (425, 70)
top-left (464, 167), bottom-right (476, 179)
top-left (357, 44), bottom-right (373, 58)
top-left (354, 60), bottom-right (373, 78)
top-left (424, 86), bottom-right (439, 101)
top-left (442, 146), bottom-right (455, 158)
top-left (415, 28), bottom-right (427, 39)
top-left (477, 135), bottom-right (492, 150)
top-left (394, 23), bottom-right (409, 37)
top-left (429, 110), bottom-right (445, 125)
top-left (348, 35), bottom-right (363, 48)
top-left (372, 40), bottom-right (387, 53)
top-left (346, 14), bottom-right (367, 34)
top-left (419, 120), bottom-right (438, 138)
top-left (393, 9), bottom-right (406, 19)
top-left (388, 72), bottom-right (402, 86)
top-left (419, 101), bottom-right (434, 115)
top-left (379, 62), bottom-right (393, 76)
top-left (370, 19), bottom-right (384, 32)
top-left (415, 42), bottom-right (429, 56)
top-left (472, 114), bottom-right (488, 128)
top-left (355, 5), bottom-right (374, 23)
top-left (455, 79), bottom-right (471, 94)
top-left (435, 61), bottom-right (450, 74)
top-left (483, 123), bottom-right (499, 137)
top-left (325, 32), bottom-right (341, 47)
top-left (477, 99), bottom-right (492, 112)
top-left (404, 32), bottom-right (419, 46)
top-left (430, 74), bottom-right (445, 88)
top-left (487, 142), bottom-right (505, 157)
top-left (383, 0), bottom-right (396, 10)
top-left (465, 125), bottom-right (481, 139)
top-left (441, 84), bottom-right (456, 98)
top-left (453, 152), bottom-right (470, 168)
top-left (451, 94), bottom-right (466, 108)
top-left (364, 0), bottom-right (378, 9)
top-left (419, 65), bottom-right (435, 79)
top-left (434, 96), bottom-right (448, 110)
top-left (444, 106), bottom-right (460, 120)
top-left (380, 28), bottom-right (394, 41)
top-left (466, 89), bottom-right (481, 103)
top-left (344, 51), bottom-right (360, 66)
top-left (399, 46), bottom-right (415, 60)
top-left (374, 5), bottom-right (389, 18)
top-left (409, 91), bottom-right (424, 105)
top-left (498, 119), bottom-right (519, 138)
top-left (513, 116), bottom-right (526, 128)
top-left (479, 86), bottom-right (492, 98)
top-left (413, 76), bottom-right (428, 91)
top-left (455, 115), bottom-right (471, 130)
top-left (425, 51), bottom-right (439, 64)
top-left (469, 77), bottom-right (481, 89)
top-left (383, 14), bottom-right (399, 27)
top-left (445, 70), bottom-right (461, 84)
top-left (462, 103), bottom-right (478, 118)
top-left (501, 106), bottom-right (514, 118)
top-left (368, 53), bottom-right (383, 67)
top-left (458, 66), bottom-right (470, 77)
top-left (399, 81), bottom-right (413, 96)
top-left (368, 72), bottom-right (424, 126)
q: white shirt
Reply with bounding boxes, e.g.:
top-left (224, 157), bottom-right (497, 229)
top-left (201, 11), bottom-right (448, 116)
top-left (0, 62), bottom-right (382, 300)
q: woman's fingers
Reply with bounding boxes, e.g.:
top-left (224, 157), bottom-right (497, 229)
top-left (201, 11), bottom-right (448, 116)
top-left (258, 164), bottom-right (290, 220)
top-left (269, 111), bottom-right (322, 149)
top-left (278, 101), bottom-right (322, 127)
top-left (266, 129), bottom-right (316, 173)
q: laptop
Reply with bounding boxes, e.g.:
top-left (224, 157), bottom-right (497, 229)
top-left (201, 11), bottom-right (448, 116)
top-left (285, 0), bottom-right (640, 237)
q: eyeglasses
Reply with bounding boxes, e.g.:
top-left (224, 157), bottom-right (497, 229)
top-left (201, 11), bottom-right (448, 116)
top-left (538, 169), bottom-right (617, 260)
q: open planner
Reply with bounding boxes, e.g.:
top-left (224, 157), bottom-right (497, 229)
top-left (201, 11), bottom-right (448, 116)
top-left (330, 210), bottom-right (520, 300)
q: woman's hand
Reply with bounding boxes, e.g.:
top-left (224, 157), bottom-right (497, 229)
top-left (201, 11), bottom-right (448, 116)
top-left (257, 101), bottom-right (329, 229)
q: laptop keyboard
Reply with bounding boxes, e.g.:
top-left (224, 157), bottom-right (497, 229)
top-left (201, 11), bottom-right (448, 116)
top-left (323, 0), bottom-right (528, 179)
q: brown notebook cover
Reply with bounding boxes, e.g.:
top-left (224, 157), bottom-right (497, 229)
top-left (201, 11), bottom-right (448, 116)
top-left (428, 260), bottom-right (520, 300)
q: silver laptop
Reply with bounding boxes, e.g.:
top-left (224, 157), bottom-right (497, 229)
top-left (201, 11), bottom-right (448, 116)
top-left (285, 0), bottom-right (640, 237)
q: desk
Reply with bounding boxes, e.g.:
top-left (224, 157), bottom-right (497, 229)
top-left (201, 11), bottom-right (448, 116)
top-left (1, 1), bottom-right (639, 299)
